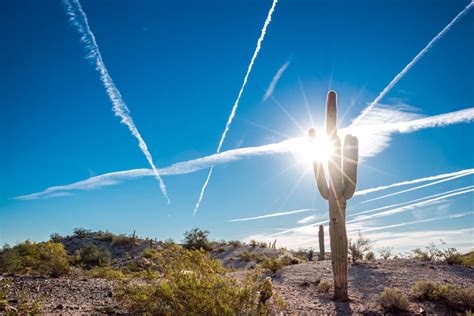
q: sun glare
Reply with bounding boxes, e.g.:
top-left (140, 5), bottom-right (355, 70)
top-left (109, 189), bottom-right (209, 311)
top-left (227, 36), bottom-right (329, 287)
top-left (296, 134), bottom-right (334, 166)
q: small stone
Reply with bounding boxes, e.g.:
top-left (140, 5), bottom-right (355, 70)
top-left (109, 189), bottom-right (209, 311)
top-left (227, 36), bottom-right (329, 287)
top-left (55, 303), bottom-right (64, 310)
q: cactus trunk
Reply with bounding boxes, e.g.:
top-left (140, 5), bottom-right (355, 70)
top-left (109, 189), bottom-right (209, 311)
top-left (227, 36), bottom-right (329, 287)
top-left (318, 225), bottom-right (325, 260)
top-left (309, 90), bottom-right (359, 301)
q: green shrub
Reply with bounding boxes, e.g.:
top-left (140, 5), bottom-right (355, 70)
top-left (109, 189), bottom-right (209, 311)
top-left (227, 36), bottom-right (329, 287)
top-left (112, 234), bottom-right (135, 247)
top-left (412, 281), bottom-right (473, 312)
top-left (461, 251), bottom-right (474, 267)
top-left (49, 233), bottom-right (62, 243)
top-left (183, 228), bottom-right (211, 251)
top-left (348, 232), bottom-right (371, 263)
top-left (96, 231), bottom-right (114, 241)
top-left (228, 240), bottom-right (241, 248)
top-left (115, 245), bottom-right (284, 315)
top-left (142, 248), bottom-right (158, 259)
top-left (250, 240), bottom-right (258, 248)
top-left (216, 248), bottom-right (226, 253)
top-left (318, 280), bottom-right (332, 293)
top-left (380, 287), bottom-right (409, 312)
top-left (365, 251), bottom-right (375, 260)
top-left (0, 241), bottom-right (70, 277)
top-left (88, 267), bottom-right (126, 281)
top-left (74, 244), bottom-right (111, 268)
top-left (261, 258), bottom-right (283, 274)
top-left (73, 227), bottom-right (91, 238)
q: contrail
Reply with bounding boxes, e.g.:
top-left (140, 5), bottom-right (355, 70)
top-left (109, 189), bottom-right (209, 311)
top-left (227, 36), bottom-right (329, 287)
top-left (63, 0), bottom-right (169, 203)
top-left (348, 211), bottom-right (473, 235)
top-left (269, 186), bottom-right (473, 237)
top-left (263, 60), bottom-right (290, 101)
top-left (228, 208), bottom-right (314, 222)
top-left (362, 171), bottom-right (474, 203)
top-left (194, 0), bottom-right (279, 215)
top-left (14, 107), bottom-right (473, 200)
top-left (351, 1), bottom-right (473, 126)
top-left (354, 168), bottom-right (473, 196)
top-left (348, 188), bottom-right (473, 224)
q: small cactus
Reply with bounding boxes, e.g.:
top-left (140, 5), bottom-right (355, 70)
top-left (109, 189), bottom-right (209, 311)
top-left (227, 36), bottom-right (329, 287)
top-left (318, 225), bottom-right (325, 261)
top-left (309, 90), bottom-right (359, 301)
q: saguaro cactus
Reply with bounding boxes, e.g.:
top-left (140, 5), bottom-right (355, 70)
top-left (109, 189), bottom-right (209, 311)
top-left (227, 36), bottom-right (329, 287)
top-left (318, 225), bottom-right (325, 261)
top-left (309, 90), bottom-right (359, 301)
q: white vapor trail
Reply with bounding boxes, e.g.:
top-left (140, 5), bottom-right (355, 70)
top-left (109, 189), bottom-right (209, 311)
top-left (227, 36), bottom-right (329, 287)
top-left (269, 186), bottom-right (473, 237)
top-left (263, 60), bottom-right (290, 101)
top-left (14, 107), bottom-right (473, 201)
top-left (351, 1), bottom-right (473, 126)
top-left (194, 0), bottom-right (279, 215)
top-left (361, 171), bottom-right (474, 203)
top-left (355, 168), bottom-right (474, 197)
top-left (348, 188), bottom-right (473, 224)
top-left (348, 211), bottom-right (473, 235)
top-left (63, 0), bottom-right (169, 203)
top-left (228, 208), bottom-right (314, 222)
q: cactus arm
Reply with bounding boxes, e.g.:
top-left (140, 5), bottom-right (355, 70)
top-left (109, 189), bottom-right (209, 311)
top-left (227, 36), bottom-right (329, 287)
top-left (314, 161), bottom-right (329, 200)
top-left (343, 135), bottom-right (359, 199)
top-left (325, 91), bottom-right (338, 138)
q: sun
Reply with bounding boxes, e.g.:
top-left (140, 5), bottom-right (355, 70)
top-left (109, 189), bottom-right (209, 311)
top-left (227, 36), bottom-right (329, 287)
top-left (295, 132), bottom-right (334, 166)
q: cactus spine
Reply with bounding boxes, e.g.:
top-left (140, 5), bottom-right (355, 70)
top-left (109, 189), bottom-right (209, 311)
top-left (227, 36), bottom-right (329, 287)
top-left (309, 91), bottom-right (359, 301)
top-left (318, 225), bottom-right (325, 261)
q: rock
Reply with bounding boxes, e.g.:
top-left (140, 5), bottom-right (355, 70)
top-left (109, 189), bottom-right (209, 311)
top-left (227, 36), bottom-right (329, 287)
top-left (55, 303), bottom-right (64, 310)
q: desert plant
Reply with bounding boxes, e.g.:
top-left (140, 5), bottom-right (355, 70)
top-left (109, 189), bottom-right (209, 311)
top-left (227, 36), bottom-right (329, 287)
top-left (115, 245), bottom-right (284, 315)
top-left (74, 244), bottom-right (111, 268)
top-left (88, 267), bottom-right (126, 281)
top-left (250, 240), bottom-right (258, 248)
top-left (228, 240), bottom-right (241, 248)
top-left (0, 241), bottom-right (70, 277)
top-left (49, 233), bottom-right (62, 243)
top-left (348, 232), bottom-right (371, 263)
top-left (183, 228), bottom-right (211, 251)
top-left (461, 251), bottom-right (474, 267)
top-left (365, 251), bottom-right (375, 260)
top-left (261, 258), bottom-right (284, 274)
top-left (318, 280), bottom-right (332, 293)
top-left (307, 248), bottom-right (314, 261)
top-left (309, 91), bottom-right (359, 300)
top-left (378, 247), bottom-right (393, 260)
top-left (259, 242), bottom-right (268, 248)
top-left (380, 287), bottom-right (410, 312)
top-left (318, 225), bottom-right (325, 260)
top-left (412, 281), bottom-right (474, 312)
top-left (73, 227), bottom-right (91, 238)
top-left (112, 234), bottom-right (136, 247)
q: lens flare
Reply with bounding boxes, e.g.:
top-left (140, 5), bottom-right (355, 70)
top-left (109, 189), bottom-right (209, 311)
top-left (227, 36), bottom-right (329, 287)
top-left (296, 134), bottom-right (333, 166)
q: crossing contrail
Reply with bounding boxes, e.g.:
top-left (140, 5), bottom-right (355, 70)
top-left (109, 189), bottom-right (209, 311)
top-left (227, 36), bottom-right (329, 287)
top-left (355, 168), bottom-right (474, 197)
top-left (228, 208), bottom-right (314, 222)
top-left (351, 1), bottom-right (473, 126)
top-left (63, 0), bottom-right (169, 203)
top-left (361, 171), bottom-right (474, 203)
top-left (193, 0), bottom-right (279, 215)
top-left (14, 106), bottom-right (473, 201)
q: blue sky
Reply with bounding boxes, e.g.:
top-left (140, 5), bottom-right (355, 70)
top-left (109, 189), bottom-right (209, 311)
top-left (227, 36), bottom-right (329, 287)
top-left (1, 0), bottom-right (473, 253)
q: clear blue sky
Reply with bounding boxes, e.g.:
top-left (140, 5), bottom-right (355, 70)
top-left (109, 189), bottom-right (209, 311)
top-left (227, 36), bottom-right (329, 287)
top-left (1, 0), bottom-right (473, 252)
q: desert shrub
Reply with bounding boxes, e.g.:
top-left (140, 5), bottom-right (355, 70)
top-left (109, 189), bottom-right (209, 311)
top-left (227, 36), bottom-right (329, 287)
top-left (183, 228), bottom-right (211, 251)
top-left (115, 245), bottom-right (284, 315)
top-left (142, 248), bottom-right (160, 259)
top-left (412, 281), bottom-right (474, 312)
top-left (461, 251), bottom-right (474, 267)
top-left (0, 241), bottom-right (70, 277)
top-left (228, 240), bottom-right (241, 248)
top-left (96, 231), bottom-right (114, 241)
top-left (380, 287), bottom-right (410, 312)
top-left (216, 248), bottom-right (226, 253)
top-left (49, 233), bottom-right (62, 243)
top-left (348, 232), bottom-right (371, 263)
top-left (365, 251), bottom-right (375, 260)
top-left (112, 234), bottom-right (135, 247)
top-left (411, 242), bottom-right (465, 265)
top-left (74, 244), bottom-right (111, 268)
top-left (73, 227), bottom-right (91, 238)
top-left (240, 251), bottom-right (266, 263)
top-left (378, 247), bottom-right (393, 260)
top-left (259, 242), bottom-right (268, 248)
top-left (261, 258), bottom-right (284, 274)
top-left (250, 240), bottom-right (258, 248)
top-left (318, 280), bottom-right (332, 293)
top-left (88, 267), bottom-right (126, 281)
